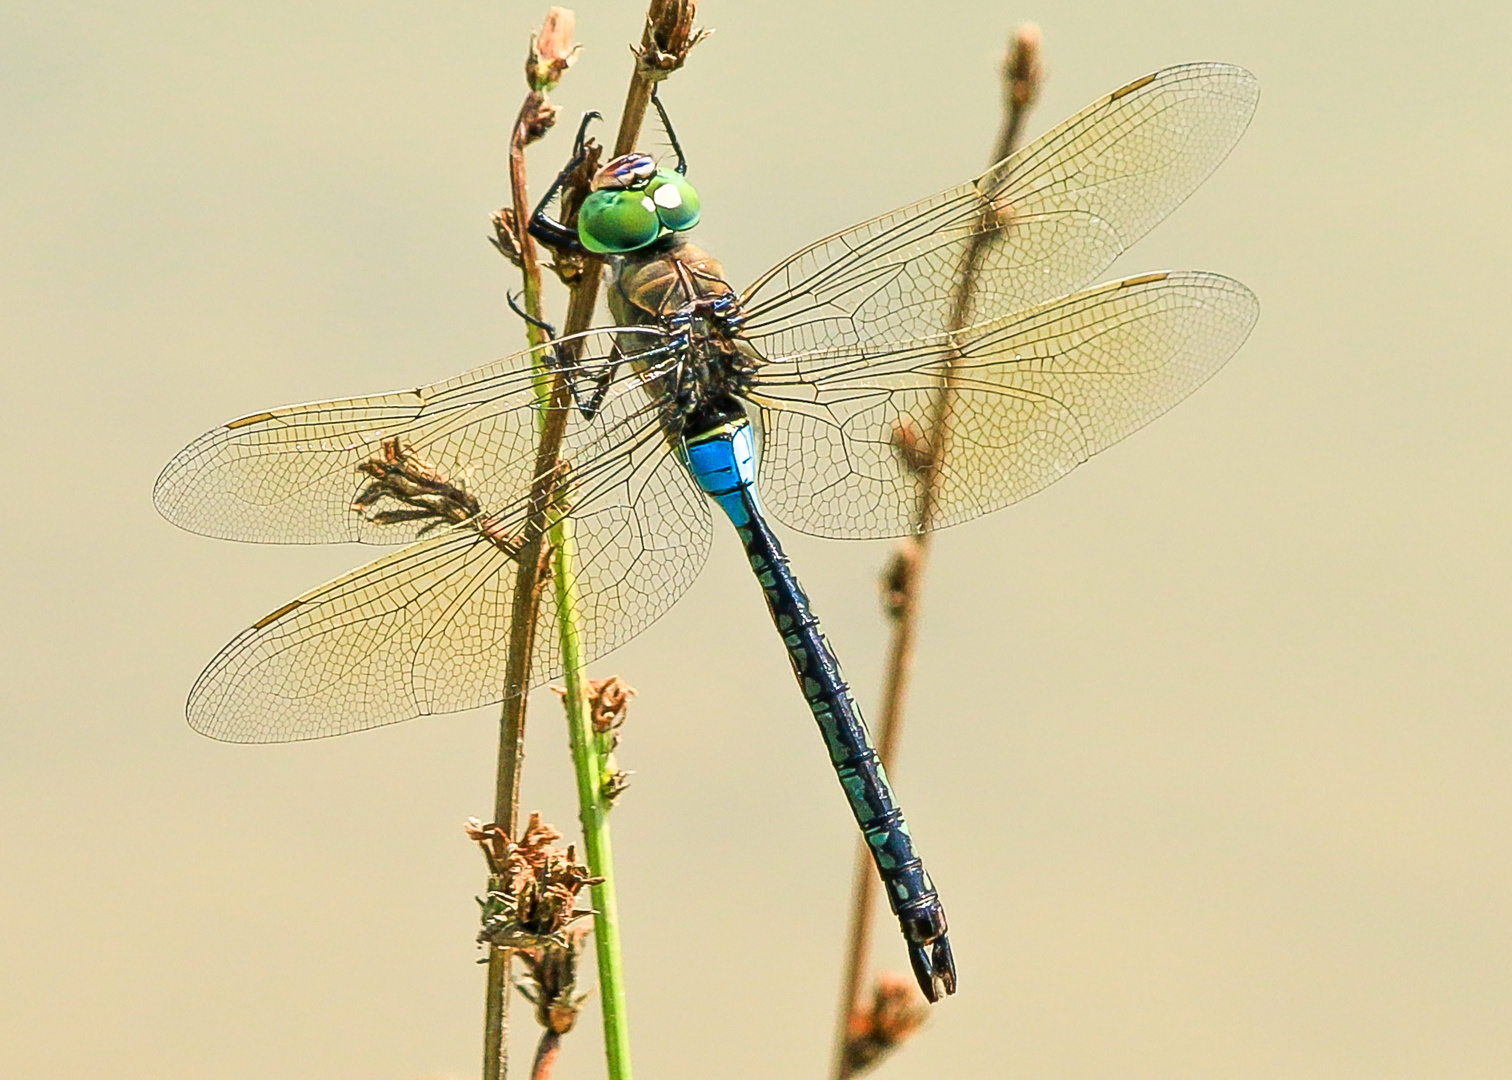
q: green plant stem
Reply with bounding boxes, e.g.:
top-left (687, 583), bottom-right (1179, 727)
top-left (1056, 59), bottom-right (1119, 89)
top-left (554, 514), bottom-right (632, 1080)
top-left (536, 42), bottom-right (661, 1080)
top-left (541, 8), bottom-right (704, 1078)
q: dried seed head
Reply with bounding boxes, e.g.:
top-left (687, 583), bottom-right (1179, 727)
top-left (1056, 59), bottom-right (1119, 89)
top-left (527, 7), bottom-right (581, 93)
top-left (490, 206), bottom-right (525, 268)
top-left (880, 542), bottom-right (919, 621)
top-left (560, 142), bottom-right (600, 218)
top-left (552, 676), bottom-right (639, 804)
top-left (890, 420), bottom-right (934, 478)
top-left (543, 136), bottom-right (601, 286)
top-left (634, 0), bottom-right (712, 82)
top-left (354, 438), bottom-right (482, 534)
top-left (519, 92), bottom-right (560, 147)
top-left (472, 812), bottom-right (602, 949)
top-left (587, 676), bottom-right (637, 735)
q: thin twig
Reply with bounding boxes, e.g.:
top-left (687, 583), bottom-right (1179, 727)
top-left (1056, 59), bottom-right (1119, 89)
top-left (531, 1030), bottom-right (563, 1080)
top-left (485, 11), bottom-right (580, 1080)
top-left (830, 24), bottom-right (1043, 1080)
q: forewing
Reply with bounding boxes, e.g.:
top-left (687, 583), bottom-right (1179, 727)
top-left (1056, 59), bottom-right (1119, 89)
top-left (749, 271), bottom-right (1258, 539)
top-left (186, 376), bottom-right (711, 742)
top-left (154, 328), bottom-right (666, 545)
top-left (738, 63), bottom-right (1258, 355)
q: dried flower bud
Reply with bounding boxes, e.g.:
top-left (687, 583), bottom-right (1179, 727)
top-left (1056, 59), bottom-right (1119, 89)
top-left (527, 7), bottom-right (580, 93)
top-left (601, 768), bottom-right (633, 806)
top-left (1005, 23), bottom-right (1043, 111)
top-left (516, 924), bottom-right (592, 1034)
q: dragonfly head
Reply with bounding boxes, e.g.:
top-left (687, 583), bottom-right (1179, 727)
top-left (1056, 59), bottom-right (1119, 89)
top-left (578, 152), bottom-right (701, 255)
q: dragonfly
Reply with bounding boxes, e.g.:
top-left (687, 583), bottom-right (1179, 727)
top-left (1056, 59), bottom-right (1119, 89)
top-left (155, 62), bottom-right (1259, 1002)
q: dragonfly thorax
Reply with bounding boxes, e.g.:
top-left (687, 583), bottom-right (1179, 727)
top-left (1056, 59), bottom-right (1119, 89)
top-left (608, 238), bottom-right (731, 324)
top-left (655, 318), bottom-right (758, 439)
top-left (609, 239), bottom-right (761, 438)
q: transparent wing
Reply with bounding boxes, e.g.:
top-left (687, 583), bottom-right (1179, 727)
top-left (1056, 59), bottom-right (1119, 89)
top-left (748, 271), bottom-right (1258, 539)
top-left (186, 384), bottom-right (712, 742)
top-left (738, 63), bottom-right (1258, 356)
top-left (154, 327), bottom-right (668, 545)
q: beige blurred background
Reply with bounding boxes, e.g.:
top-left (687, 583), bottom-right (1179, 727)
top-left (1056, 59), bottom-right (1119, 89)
top-left (3, 1), bottom-right (1509, 1078)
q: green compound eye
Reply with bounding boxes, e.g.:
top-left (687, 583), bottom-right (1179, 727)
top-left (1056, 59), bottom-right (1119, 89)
top-left (645, 169), bottom-right (701, 232)
top-left (577, 189), bottom-right (662, 254)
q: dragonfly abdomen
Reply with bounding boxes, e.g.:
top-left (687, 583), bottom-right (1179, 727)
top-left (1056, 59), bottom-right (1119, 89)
top-left (683, 418), bottom-right (957, 1001)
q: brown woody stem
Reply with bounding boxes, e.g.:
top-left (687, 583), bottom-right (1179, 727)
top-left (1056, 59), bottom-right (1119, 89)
top-left (485, 75), bottom-right (570, 1080)
top-left (830, 24), bottom-right (1043, 1080)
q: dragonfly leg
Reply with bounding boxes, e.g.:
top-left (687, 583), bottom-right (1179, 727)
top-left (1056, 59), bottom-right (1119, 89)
top-left (563, 357), bottom-right (620, 420)
top-left (663, 291), bottom-right (743, 342)
top-left (527, 110), bottom-right (602, 255)
top-left (504, 290), bottom-right (618, 419)
top-left (506, 290), bottom-right (558, 339)
top-left (704, 291), bottom-right (745, 335)
top-left (649, 88), bottom-right (689, 176)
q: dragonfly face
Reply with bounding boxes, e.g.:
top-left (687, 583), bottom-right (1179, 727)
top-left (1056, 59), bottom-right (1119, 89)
top-left (577, 152), bottom-right (702, 254)
top-left (156, 64), bottom-right (1263, 1003)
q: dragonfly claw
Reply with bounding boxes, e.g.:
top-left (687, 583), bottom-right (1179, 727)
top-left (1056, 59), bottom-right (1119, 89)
top-left (907, 934), bottom-right (957, 1003)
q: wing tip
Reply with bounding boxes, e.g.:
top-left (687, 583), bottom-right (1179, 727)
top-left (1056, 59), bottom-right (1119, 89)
top-left (1109, 61), bottom-right (1260, 116)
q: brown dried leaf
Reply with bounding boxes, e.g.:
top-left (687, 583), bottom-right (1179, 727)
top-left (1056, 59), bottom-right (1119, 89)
top-left (491, 206), bottom-right (525, 268)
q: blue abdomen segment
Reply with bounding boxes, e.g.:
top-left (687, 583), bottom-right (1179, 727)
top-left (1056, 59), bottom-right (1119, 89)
top-left (684, 420), bottom-right (759, 527)
top-left (684, 418), bottom-right (957, 1001)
